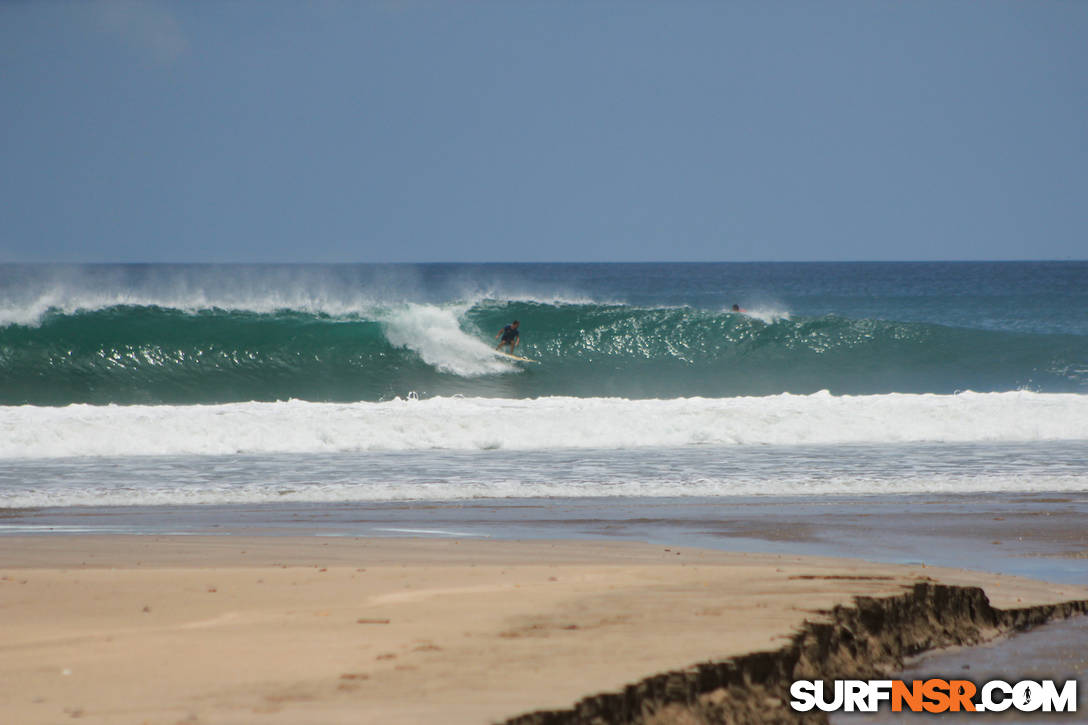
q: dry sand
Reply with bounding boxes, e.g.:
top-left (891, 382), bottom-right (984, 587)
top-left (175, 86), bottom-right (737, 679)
top-left (1, 536), bottom-right (1085, 725)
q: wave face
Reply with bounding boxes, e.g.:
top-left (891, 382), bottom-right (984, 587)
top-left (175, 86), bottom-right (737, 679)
top-left (0, 302), bottom-right (1085, 405)
top-left (1, 262), bottom-right (1086, 405)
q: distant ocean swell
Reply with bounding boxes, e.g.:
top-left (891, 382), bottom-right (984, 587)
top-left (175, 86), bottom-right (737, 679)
top-left (0, 301), bottom-right (1084, 405)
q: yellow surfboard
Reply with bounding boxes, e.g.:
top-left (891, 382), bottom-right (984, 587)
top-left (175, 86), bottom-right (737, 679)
top-left (494, 350), bottom-right (539, 363)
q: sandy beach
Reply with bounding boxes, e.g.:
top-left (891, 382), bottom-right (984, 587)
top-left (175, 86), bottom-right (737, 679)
top-left (1, 536), bottom-right (1085, 725)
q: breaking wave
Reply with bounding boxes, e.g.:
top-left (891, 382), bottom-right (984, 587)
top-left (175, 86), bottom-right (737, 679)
top-left (2, 391), bottom-right (1086, 460)
top-left (0, 299), bottom-right (1084, 405)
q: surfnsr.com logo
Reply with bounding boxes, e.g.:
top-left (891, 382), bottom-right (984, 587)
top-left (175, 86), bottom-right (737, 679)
top-left (790, 679), bottom-right (1077, 713)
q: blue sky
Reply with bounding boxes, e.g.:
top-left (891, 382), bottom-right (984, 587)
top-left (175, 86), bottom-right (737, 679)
top-left (2, 1), bottom-right (1086, 262)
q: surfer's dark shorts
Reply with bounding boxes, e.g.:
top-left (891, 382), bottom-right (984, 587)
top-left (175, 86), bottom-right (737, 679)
top-left (502, 332), bottom-right (518, 342)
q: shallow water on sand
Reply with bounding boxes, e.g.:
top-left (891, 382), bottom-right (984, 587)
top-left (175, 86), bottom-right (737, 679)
top-left (2, 441), bottom-right (1087, 507)
top-left (834, 616), bottom-right (1088, 724)
top-left (5, 490), bottom-right (1086, 585)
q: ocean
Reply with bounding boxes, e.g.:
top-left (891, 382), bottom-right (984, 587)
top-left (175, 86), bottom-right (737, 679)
top-left (1, 262), bottom-right (1086, 521)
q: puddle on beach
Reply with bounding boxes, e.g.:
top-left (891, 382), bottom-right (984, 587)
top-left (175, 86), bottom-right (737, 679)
top-left (834, 615), bottom-right (1088, 724)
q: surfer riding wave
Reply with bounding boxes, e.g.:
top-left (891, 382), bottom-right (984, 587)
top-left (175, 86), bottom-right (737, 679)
top-left (495, 320), bottom-right (520, 353)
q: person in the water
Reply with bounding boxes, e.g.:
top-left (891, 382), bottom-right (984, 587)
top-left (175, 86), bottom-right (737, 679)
top-left (495, 320), bottom-right (520, 353)
top-left (731, 304), bottom-right (746, 313)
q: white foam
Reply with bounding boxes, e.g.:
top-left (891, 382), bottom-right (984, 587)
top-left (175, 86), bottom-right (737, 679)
top-left (2, 470), bottom-right (1085, 509)
top-left (373, 527), bottom-right (491, 537)
top-left (744, 305), bottom-right (791, 324)
top-left (382, 303), bottom-right (515, 376)
top-left (728, 304), bottom-right (791, 324)
top-left (1, 391), bottom-right (1086, 460)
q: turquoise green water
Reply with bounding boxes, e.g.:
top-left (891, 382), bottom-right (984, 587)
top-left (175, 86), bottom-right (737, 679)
top-left (1, 300), bottom-right (1084, 405)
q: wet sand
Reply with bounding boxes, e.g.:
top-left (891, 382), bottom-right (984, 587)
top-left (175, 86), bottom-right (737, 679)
top-left (9, 492), bottom-right (1086, 583)
top-left (1, 536), bottom-right (1086, 725)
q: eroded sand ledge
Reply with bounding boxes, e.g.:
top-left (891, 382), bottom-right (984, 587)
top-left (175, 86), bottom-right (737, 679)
top-left (0, 536), bottom-right (1085, 725)
top-left (504, 582), bottom-right (1088, 724)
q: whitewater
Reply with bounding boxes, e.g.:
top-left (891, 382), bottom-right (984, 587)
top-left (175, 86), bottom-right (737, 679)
top-left (3, 391), bottom-right (1086, 460)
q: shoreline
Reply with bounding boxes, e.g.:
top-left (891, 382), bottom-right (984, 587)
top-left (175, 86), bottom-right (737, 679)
top-left (7, 490), bottom-right (1087, 584)
top-left (2, 536), bottom-right (1085, 724)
